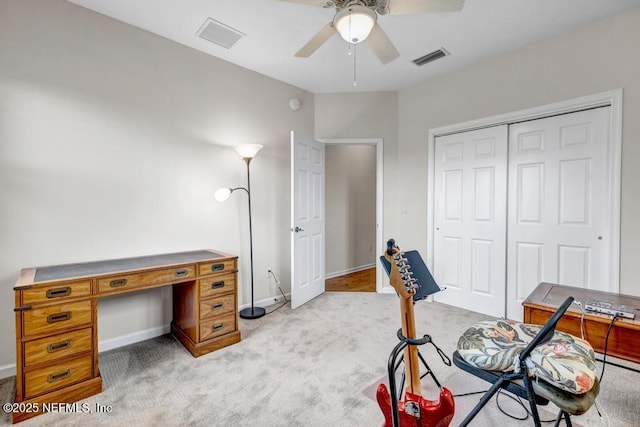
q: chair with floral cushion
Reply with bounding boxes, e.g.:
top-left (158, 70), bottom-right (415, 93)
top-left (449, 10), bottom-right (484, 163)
top-left (453, 296), bottom-right (600, 427)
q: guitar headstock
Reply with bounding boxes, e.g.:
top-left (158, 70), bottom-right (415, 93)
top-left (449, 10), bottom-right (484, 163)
top-left (384, 239), bottom-right (418, 299)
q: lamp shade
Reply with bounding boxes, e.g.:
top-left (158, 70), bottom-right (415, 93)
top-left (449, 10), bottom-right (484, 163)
top-left (334, 5), bottom-right (376, 44)
top-left (233, 144), bottom-right (263, 159)
top-left (214, 187), bottom-right (232, 202)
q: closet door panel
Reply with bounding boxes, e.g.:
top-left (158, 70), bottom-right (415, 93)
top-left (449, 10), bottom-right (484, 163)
top-left (506, 107), bottom-right (611, 320)
top-left (433, 125), bottom-right (508, 317)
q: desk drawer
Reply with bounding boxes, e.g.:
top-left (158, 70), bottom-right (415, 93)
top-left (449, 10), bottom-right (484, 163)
top-left (21, 280), bottom-right (92, 305)
top-left (200, 313), bottom-right (236, 342)
top-left (24, 327), bottom-right (93, 367)
top-left (200, 294), bottom-right (235, 320)
top-left (23, 300), bottom-right (92, 338)
top-left (97, 265), bottom-right (196, 295)
top-left (198, 259), bottom-right (236, 277)
top-left (24, 354), bottom-right (93, 399)
top-left (199, 276), bottom-right (236, 299)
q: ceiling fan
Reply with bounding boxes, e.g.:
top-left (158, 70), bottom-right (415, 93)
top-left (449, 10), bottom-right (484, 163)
top-left (280, 0), bottom-right (465, 64)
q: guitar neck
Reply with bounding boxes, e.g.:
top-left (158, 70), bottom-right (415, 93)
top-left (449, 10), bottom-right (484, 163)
top-left (399, 294), bottom-right (421, 395)
top-left (385, 252), bottom-right (422, 396)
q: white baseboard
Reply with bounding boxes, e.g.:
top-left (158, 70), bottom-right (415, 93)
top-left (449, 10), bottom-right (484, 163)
top-left (325, 263), bottom-right (375, 280)
top-left (0, 363), bottom-right (15, 379)
top-left (98, 325), bottom-right (170, 353)
top-left (241, 293), bottom-right (291, 310)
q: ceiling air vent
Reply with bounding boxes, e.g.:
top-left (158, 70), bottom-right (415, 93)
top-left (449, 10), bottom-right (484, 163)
top-left (412, 48), bottom-right (449, 66)
top-left (197, 18), bottom-right (245, 49)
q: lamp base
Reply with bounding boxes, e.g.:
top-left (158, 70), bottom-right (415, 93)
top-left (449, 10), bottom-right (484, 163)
top-left (239, 306), bottom-right (266, 319)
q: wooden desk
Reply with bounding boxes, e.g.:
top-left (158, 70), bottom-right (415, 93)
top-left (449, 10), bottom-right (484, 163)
top-left (12, 250), bottom-right (240, 423)
top-left (523, 282), bottom-right (640, 365)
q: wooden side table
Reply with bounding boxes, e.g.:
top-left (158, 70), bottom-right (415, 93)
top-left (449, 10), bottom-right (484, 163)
top-left (523, 282), bottom-right (640, 364)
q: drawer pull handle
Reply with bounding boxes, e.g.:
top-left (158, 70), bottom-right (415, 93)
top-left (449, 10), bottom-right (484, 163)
top-left (212, 323), bottom-right (224, 331)
top-left (211, 264), bottom-right (225, 272)
top-left (211, 281), bottom-right (225, 289)
top-left (211, 303), bottom-right (224, 311)
top-left (46, 287), bottom-right (71, 298)
top-left (174, 269), bottom-right (188, 277)
top-left (47, 340), bottom-right (72, 353)
top-left (47, 311), bottom-right (72, 323)
top-left (110, 279), bottom-right (127, 288)
top-left (48, 368), bottom-right (72, 383)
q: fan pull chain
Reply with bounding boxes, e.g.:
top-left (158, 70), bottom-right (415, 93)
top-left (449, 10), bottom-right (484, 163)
top-left (353, 42), bottom-right (357, 86)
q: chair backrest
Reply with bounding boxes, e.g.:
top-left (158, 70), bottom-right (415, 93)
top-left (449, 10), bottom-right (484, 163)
top-left (519, 296), bottom-right (574, 362)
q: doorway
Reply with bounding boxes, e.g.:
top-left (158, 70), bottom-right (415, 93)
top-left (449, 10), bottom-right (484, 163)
top-left (323, 139), bottom-right (383, 293)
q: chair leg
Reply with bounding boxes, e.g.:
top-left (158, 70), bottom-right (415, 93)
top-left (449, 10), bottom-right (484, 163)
top-left (552, 410), bottom-right (572, 427)
top-left (522, 375), bottom-right (542, 427)
top-left (458, 377), bottom-right (509, 427)
top-left (562, 411), bottom-right (572, 427)
top-left (553, 410), bottom-right (563, 427)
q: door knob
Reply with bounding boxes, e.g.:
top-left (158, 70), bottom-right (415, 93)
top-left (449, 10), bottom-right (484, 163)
top-left (293, 226), bottom-right (304, 233)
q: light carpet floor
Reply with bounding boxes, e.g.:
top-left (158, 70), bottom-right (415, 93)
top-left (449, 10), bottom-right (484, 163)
top-left (0, 292), bottom-right (637, 426)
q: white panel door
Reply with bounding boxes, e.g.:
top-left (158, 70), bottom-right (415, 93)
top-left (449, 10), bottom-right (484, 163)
top-left (506, 107), bottom-right (611, 320)
top-left (433, 125), bottom-right (508, 317)
top-left (291, 131), bottom-right (325, 309)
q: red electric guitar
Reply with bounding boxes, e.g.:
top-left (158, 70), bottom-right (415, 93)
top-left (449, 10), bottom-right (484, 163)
top-left (376, 240), bottom-right (454, 427)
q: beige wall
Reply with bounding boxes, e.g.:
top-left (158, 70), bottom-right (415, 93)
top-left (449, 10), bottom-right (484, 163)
top-left (325, 145), bottom-right (376, 275)
top-left (0, 0), bottom-right (313, 372)
top-left (395, 8), bottom-right (640, 295)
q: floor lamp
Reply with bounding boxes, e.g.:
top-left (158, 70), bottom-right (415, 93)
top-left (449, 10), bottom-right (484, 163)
top-left (215, 144), bottom-right (265, 319)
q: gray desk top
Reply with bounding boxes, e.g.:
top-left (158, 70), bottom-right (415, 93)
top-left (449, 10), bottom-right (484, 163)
top-left (33, 250), bottom-right (225, 282)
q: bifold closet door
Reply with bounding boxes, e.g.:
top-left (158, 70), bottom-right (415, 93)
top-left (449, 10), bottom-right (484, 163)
top-left (433, 125), bottom-right (508, 318)
top-left (506, 107), bottom-right (612, 320)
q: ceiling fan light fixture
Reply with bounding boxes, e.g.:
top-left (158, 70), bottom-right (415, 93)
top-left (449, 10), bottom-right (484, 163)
top-left (334, 4), bottom-right (376, 44)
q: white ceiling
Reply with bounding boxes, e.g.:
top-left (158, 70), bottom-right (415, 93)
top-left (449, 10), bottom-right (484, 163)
top-left (67, 0), bottom-right (640, 93)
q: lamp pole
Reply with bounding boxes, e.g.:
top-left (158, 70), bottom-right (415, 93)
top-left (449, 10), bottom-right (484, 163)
top-left (215, 144), bottom-right (265, 319)
top-left (239, 156), bottom-right (265, 319)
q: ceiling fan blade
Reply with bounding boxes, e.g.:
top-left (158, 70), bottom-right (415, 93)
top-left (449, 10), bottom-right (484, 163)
top-left (367, 24), bottom-right (399, 64)
top-left (295, 23), bottom-right (336, 58)
top-left (278, 0), bottom-right (332, 6)
top-left (388, 0), bottom-right (465, 15)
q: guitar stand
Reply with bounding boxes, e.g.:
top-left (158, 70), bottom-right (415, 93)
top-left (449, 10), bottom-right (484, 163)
top-left (387, 329), bottom-right (452, 427)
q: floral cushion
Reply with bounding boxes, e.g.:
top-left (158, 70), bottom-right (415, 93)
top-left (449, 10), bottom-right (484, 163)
top-left (457, 320), bottom-right (597, 394)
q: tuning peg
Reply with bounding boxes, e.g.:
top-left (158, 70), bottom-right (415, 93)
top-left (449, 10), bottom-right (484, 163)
top-left (405, 283), bottom-right (417, 293)
top-left (394, 256), bottom-right (408, 266)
